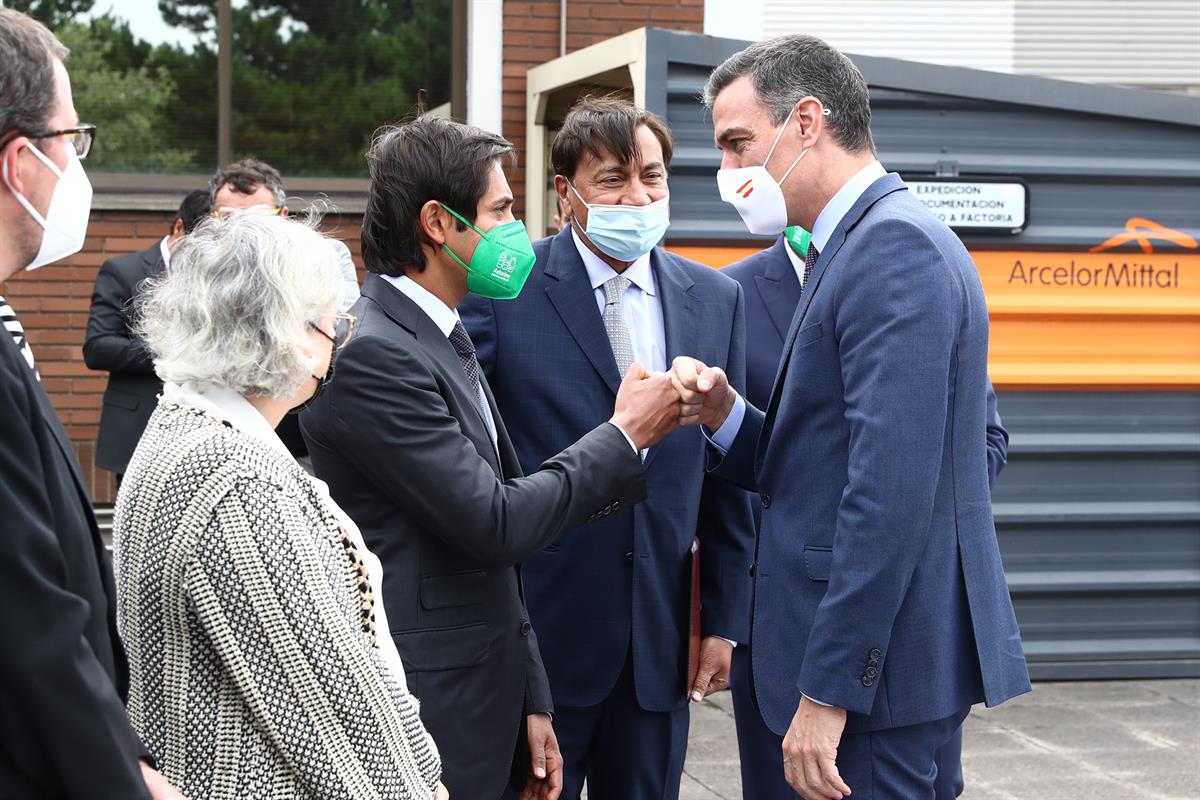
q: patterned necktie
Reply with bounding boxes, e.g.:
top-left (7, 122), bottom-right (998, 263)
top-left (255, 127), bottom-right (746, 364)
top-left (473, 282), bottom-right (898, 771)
top-left (602, 275), bottom-right (635, 378)
top-left (0, 296), bottom-right (38, 381)
top-left (800, 242), bottom-right (819, 297)
top-left (448, 320), bottom-right (484, 411)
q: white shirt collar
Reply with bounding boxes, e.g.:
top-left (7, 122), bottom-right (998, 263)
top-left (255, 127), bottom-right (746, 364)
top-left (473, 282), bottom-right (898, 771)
top-left (159, 236), bottom-right (172, 270)
top-left (571, 228), bottom-right (656, 297)
top-left (810, 160), bottom-right (888, 254)
top-left (381, 273), bottom-right (460, 338)
top-left (161, 380), bottom-right (292, 459)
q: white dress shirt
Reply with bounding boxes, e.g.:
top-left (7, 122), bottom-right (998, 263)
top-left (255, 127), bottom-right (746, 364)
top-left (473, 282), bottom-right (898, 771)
top-left (380, 274), bottom-right (498, 445)
top-left (572, 228), bottom-right (667, 374)
top-left (159, 236), bottom-right (172, 270)
top-left (162, 380), bottom-right (411, 689)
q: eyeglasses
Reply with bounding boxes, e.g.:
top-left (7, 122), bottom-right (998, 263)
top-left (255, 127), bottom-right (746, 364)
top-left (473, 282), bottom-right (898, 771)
top-left (309, 312), bottom-right (356, 350)
top-left (211, 205), bottom-right (284, 219)
top-left (25, 124), bottom-right (96, 159)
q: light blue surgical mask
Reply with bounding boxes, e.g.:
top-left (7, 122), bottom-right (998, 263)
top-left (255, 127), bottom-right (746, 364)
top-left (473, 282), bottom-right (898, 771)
top-left (568, 181), bottom-right (670, 262)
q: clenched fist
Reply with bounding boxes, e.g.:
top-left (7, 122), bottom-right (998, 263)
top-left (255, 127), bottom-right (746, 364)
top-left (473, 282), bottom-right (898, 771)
top-left (609, 362), bottom-right (680, 450)
top-left (670, 357), bottom-right (735, 430)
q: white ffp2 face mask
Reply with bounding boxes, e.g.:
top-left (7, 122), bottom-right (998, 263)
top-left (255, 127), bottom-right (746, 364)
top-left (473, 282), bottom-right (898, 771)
top-left (2, 142), bottom-right (93, 271)
top-left (716, 105), bottom-right (823, 236)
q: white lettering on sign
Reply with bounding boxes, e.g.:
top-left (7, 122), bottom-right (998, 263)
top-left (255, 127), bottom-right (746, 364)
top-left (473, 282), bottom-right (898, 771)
top-left (908, 181), bottom-right (1027, 232)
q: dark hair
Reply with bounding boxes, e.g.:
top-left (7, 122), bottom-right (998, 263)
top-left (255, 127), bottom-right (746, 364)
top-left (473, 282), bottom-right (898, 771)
top-left (361, 117), bottom-right (515, 276)
top-left (703, 34), bottom-right (875, 155)
top-left (176, 188), bottom-right (212, 234)
top-left (551, 95), bottom-right (675, 181)
top-left (209, 158), bottom-right (286, 207)
top-left (0, 9), bottom-right (69, 144)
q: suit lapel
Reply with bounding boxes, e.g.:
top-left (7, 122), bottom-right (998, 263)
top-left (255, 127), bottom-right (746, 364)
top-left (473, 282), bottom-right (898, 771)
top-left (754, 238), bottom-right (803, 340)
top-left (543, 230), bottom-right (623, 397)
top-left (759, 174), bottom-right (909, 466)
top-left (362, 275), bottom-right (504, 476)
top-left (645, 249), bottom-right (698, 471)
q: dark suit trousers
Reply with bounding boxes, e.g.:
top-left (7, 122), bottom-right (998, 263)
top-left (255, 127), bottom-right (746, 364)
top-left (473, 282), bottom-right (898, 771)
top-left (730, 647), bottom-right (968, 799)
top-left (553, 649), bottom-right (689, 800)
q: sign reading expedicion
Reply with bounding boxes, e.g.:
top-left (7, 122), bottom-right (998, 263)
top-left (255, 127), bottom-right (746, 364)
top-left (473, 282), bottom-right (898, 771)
top-left (908, 179), bottom-right (1027, 233)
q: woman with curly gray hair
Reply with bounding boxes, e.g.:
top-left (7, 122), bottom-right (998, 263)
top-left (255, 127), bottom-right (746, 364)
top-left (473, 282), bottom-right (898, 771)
top-left (112, 210), bottom-right (447, 800)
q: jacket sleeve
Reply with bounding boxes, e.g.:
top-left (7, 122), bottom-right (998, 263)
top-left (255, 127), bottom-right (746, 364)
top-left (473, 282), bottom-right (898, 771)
top-left (0, 351), bottom-right (150, 800)
top-left (83, 258), bottom-right (156, 375)
top-left (186, 476), bottom-right (441, 799)
top-left (796, 219), bottom-right (962, 714)
top-left (985, 379), bottom-right (1009, 490)
top-left (322, 333), bottom-right (647, 569)
top-left (696, 282), bottom-right (756, 642)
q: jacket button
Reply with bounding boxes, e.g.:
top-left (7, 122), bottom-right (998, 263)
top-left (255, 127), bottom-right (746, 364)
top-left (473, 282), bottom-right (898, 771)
top-left (865, 667), bottom-right (878, 678)
top-left (869, 648), bottom-right (882, 660)
top-left (520, 621), bottom-right (532, 636)
top-left (625, 551), bottom-right (634, 563)
top-left (760, 492), bottom-right (772, 508)
top-left (867, 659), bottom-right (879, 668)
top-left (862, 676), bottom-right (873, 687)
top-left (749, 563), bottom-right (756, 577)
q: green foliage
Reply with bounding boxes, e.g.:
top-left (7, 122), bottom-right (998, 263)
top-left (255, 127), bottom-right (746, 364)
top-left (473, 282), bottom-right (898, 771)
top-left (57, 16), bottom-right (197, 172)
top-left (12, 0), bottom-right (451, 175)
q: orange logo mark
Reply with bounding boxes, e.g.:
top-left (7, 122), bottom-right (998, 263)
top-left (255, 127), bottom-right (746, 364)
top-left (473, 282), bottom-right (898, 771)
top-left (736, 179), bottom-right (754, 199)
top-left (1090, 217), bottom-right (1198, 254)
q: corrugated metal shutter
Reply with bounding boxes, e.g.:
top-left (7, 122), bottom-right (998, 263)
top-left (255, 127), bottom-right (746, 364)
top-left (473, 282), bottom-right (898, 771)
top-left (758, 0), bottom-right (1200, 89)
top-left (1015, 0), bottom-right (1200, 86)
top-left (761, 0), bottom-right (1016, 72)
top-left (994, 392), bottom-right (1200, 678)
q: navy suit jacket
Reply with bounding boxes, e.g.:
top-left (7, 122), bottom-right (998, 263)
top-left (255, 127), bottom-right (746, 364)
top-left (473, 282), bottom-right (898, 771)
top-left (461, 228), bottom-right (756, 712)
top-left (713, 174), bottom-right (1031, 736)
top-left (723, 236), bottom-right (1009, 485)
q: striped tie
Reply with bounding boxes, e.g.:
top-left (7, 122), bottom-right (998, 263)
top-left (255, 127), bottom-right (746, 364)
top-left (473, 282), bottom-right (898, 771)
top-left (0, 296), bottom-right (38, 380)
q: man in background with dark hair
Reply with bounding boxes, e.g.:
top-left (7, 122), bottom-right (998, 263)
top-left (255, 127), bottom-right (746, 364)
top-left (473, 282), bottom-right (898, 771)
top-left (461, 96), bottom-right (754, 800)
top-left (85, 187), bottom-right (210, 480)
top-left (0, 7), bottom-right (179, 799)
top-left (300, 115), bottom-right (681, 800)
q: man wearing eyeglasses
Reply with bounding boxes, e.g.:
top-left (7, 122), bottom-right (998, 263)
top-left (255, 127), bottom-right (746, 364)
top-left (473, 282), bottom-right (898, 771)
top-left (208, 157), bottom-right (361, 471)
top-left (84, 188), bottom-right (210, 483)
top-left (0, 8), bottom-right (182, 799)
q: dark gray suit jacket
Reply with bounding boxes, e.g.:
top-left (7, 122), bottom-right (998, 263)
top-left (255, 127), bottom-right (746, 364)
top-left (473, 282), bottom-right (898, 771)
top-left (84, 243), bottom-right (164, 474)
top-left (300, 274), bottom-right (646, 799)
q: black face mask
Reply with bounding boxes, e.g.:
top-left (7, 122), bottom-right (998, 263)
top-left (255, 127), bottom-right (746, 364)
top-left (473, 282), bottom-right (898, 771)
top-left (288, 324), bottom-right (336, 415)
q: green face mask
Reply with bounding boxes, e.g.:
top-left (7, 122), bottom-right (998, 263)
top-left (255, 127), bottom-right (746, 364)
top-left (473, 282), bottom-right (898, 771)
top-left (440, 204), bottom-right (537, 300)
top-left (784, 226), bottom-right (812, 258)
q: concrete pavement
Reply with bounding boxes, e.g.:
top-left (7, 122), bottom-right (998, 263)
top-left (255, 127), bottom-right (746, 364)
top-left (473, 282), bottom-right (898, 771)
top-left (671, 679), bottom-right (1200, 799)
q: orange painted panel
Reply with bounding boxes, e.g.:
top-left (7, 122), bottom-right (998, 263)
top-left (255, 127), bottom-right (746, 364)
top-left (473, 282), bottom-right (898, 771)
top-left (666, 245), bottom-right (1200, 391)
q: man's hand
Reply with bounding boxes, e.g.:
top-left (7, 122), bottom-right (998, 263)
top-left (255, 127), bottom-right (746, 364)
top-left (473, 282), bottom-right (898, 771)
top-left (782, 697), bottom-right (852, 799)
top-left (670, 357), bottom-right (734, 430)
top-left (140, 760), bottom-right (187, 800)
top-left (519, 713), bottom-right (563, 800)
top-left (690, 636), bottom-right (734, 702)
top-left (610, 362), bottom-right (679, 450)
top-left (434, 780), bottom-right (449, 800)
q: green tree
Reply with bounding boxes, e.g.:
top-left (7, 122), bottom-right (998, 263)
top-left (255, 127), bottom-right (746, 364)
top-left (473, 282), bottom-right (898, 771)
top-left (57, 16), bottom-right (196, 172)
top-left (4, 0), bottom-right (94, 29)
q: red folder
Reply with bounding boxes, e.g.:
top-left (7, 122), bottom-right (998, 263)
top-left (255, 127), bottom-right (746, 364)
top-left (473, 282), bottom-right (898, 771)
top-left (686, 541), bottom-right (701, 694)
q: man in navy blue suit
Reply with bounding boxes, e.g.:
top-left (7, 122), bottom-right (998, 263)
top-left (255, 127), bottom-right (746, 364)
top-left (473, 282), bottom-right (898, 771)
top-left (461, 97), bottom-right (755, 800)
top-left (723, 229), bottom-right (1011, 798)
top-left (671, 35), bottom-right (1031, 799)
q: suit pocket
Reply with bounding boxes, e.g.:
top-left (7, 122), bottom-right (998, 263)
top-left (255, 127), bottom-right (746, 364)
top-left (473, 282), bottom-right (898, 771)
top-left (392, 621), bottom-right (490, 671)
top-left (803, 545), bottom-right (833, 581)
top-left (103, 389), bottom-right (139, 411)
top-left (420, 570), bottom-right (488, 610)
top-left (794, 322), bottom-right (823, 351)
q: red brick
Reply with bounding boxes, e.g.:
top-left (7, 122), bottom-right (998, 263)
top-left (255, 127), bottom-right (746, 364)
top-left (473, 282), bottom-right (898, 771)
top-left (104, 238), bottom-right (159, 253)
top-left (507, 15), bottom-right (560, 32)
top-left (646, 6), bottom-right (703, 24)
top-left (591, 6), bottom-right (650, 20)
top-left (38, 361), bottom-right (91, 377)
top-left (86, 221), bottom-right (136, 237)
top-left (65, 424), bottom-right (98, 440)
top-left (28, 329), bottom-right (84, 345)
top-left (40, 298), bottom-right (92, 313)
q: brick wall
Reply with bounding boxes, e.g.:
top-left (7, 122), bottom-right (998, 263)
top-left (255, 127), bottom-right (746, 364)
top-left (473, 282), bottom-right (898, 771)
top-left (503, 0), bottom-right (704, 216)
top-left (5, 208), bottom-right (365, 505)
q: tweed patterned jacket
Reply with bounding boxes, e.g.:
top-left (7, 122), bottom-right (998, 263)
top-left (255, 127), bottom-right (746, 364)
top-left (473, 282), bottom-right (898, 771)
top-left (113, 400), bottom-right (441, 799)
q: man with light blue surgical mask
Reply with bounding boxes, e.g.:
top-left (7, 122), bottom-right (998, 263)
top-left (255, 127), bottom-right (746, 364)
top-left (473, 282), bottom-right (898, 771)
top-left (460, 95), bottom-right (755, 800)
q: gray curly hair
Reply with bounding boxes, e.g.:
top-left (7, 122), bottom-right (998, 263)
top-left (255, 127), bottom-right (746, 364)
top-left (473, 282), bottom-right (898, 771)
top-left (138, 210), bottom-right (343, 399)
